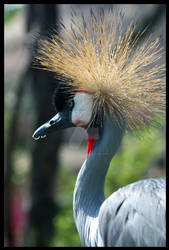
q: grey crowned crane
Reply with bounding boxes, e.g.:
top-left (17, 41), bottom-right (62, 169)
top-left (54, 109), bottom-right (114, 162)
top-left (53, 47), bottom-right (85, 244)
top-left (32, 8), bottom-right (166, 247)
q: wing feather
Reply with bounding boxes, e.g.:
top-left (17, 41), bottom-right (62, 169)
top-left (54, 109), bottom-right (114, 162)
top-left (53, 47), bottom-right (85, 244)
top-left (97, 178), bottom-right (166, 246)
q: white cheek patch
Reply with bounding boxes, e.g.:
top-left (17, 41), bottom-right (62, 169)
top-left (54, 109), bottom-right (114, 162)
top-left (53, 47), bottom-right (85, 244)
top-left (72, 93), bottom-right (93, 126)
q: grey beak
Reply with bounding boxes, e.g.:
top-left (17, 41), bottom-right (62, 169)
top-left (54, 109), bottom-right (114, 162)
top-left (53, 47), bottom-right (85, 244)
top-left (32, 111), bottom-right (74, 140)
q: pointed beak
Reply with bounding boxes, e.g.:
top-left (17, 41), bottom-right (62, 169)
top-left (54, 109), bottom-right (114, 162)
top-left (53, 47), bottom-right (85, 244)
top-left (32, 111), bottom-right (74, 140)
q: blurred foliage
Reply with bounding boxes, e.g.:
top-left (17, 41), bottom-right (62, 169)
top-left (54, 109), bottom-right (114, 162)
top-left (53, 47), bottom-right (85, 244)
top-left (50, 166), bottom-right (82, 246)
top-left (4, 4), bottom-right (25, 24)
top-left (12, 149), bottom-right (31, 186)
top-left (105, 125), bottom-right (165, 197)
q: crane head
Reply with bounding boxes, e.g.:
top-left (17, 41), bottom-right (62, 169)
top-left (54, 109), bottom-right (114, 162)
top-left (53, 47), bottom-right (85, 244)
top-left (32, 84), bottom-right (96, 140)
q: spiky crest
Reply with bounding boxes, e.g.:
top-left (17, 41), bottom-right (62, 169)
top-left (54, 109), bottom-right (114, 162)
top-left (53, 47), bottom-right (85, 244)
top-left (34, 8), bottom-right (166, 131)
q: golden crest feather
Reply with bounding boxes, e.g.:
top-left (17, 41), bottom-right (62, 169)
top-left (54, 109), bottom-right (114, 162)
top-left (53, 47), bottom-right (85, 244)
top-left (35, 8), bottom-right (166, 131)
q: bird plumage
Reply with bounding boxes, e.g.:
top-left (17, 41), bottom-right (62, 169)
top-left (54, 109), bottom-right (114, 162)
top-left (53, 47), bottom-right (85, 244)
top-left (33, 7), bottom-right (166, 247)
top-left (98, 178), bottom-right (165, 246)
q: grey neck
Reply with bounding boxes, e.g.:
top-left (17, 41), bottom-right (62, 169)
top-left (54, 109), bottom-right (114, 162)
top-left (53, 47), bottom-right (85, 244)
top-left (73, 115), bottom-right (125, 246)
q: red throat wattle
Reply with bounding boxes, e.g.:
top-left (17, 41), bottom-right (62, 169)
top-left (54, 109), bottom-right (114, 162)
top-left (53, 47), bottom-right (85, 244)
top-left (86, 136), bottom-right (96, 159)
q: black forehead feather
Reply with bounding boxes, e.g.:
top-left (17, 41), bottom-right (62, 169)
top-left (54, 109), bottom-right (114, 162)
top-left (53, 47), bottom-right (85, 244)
top-left (52, 82), bottom-right (75, 112)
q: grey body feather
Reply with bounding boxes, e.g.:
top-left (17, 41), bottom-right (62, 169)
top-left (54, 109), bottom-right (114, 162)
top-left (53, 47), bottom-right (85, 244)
top-left (98, 178), bottom-right (166, 246)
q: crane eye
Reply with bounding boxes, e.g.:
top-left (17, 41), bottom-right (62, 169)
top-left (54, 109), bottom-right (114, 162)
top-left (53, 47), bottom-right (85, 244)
top-left (67, 99), bottom-right (74, 110)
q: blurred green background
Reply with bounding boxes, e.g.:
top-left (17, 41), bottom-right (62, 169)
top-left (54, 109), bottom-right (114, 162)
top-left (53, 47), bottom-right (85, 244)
top-left (4, 4), bottom-right (166, 247)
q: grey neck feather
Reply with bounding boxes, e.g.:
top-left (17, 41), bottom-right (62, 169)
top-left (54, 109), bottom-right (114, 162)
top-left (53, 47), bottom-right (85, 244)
top-left (73, 115), bottom-right (125, 246)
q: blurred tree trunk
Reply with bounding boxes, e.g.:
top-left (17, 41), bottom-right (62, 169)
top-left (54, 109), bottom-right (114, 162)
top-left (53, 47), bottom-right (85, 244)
top-left (4, 65), bottom-right (30, 246)
top-left (26, 4), bottom-right (62, 246)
